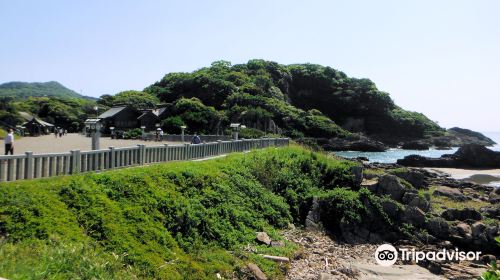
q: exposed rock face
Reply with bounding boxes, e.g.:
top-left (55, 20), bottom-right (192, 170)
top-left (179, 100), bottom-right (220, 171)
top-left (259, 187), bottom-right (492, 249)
top-left (305, 198), bottom-right (322, 231)
top-left (432, 186), bottom-right (467, 201)
top-left (393, 169), bottom-right (428, 188)
top-left (398, 144), bottom-right (500, 168)
top-left (402, 206), bottom-right (426, 226)
top-left (402, 192), bottom-right (430, 212)
top-left (374, 174), bottom-right (407, 201)
top-left (447, 127), bottom-right (496, 146)
top-left (426, 217), bottom-right (450, 239)
top-left (351, 166), bottom-right (364, 186)
top-left (401, 141), bottom-right (430, 150)
top-left (322, 135), bottom-right (388, 152)
top-left (381, 199), bottom-right (402, 219)
top-left (450, 222), bottom-right (473, 243)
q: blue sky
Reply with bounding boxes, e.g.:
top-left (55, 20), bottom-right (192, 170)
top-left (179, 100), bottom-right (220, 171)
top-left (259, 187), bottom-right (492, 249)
top-left (1, 0), bottom-right (499, 131)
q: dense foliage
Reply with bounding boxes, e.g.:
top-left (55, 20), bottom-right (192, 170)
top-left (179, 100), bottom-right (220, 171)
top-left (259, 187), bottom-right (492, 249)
top-left (1, 60), bottom-right (446, 141)
top-left (0, 96), bottom-right (97, 132)
top-left (143, 59), bottom-right (444, 140)
top-left (159, 98), bottom-right (225, 134)
top-left (0, 146), bottom-right (364, 279)
top-left (0, 81), bottom-right (91, 99)
top-left (98, 90), bottom-right (160, 110)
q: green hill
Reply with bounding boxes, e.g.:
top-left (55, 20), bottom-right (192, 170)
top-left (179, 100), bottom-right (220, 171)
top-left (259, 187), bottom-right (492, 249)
top-left (0, 81), bottom-right (93, 100)
top-left (142, 59), bottom-right (494, 149)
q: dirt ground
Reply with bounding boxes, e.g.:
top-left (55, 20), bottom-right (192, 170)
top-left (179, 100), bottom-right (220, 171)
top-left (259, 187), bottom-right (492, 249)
top-left (6, 133), bottom-right (184, 155)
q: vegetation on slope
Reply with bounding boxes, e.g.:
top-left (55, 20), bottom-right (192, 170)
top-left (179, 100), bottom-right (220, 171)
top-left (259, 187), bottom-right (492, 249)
top-left (0, 146), bottom-right (368, 279)
top-left (144, 60), bottom-right (444, 140)
top-left (0, 81), bottom-right (91, 100)
top-left (0, 96), bottom-right (97, 132)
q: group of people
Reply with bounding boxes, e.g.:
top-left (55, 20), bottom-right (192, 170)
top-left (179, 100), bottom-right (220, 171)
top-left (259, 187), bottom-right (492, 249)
top-left (54, 127), bottom-right (67, 138)
top-left (153, 129), bottom-right (201, 144)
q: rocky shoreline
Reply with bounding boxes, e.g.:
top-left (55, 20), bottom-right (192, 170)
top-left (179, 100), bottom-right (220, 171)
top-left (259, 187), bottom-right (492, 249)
top-left (280, 160), bottom-right (499, 280)
top-left (304, 127), bottom-right (497, 152)
top-left (398, 144), bottom-right (500, 168)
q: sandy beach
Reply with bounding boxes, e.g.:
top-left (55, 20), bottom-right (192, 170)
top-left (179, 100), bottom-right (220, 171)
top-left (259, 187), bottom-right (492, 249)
top-left (425, 167), bottom-right (500, 186)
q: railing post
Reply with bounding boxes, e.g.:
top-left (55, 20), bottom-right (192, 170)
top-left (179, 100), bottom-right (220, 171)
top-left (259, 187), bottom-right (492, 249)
top-left (7, 159), bottom-right (14, 181)
top-left (164, 144), bottom-right (169, 161)
top-left (184, 144), bottom-right (190, 160)
top-left (70, 150), bottom-right (81, 174)
top-left (109, 147), bottom-right (116, 169)
top-left (25, 151), bottom-right (33, 179)
top-left (217, 140), bottom-right (222, 155)
top-left (138, 144), bottom-right (145, 165)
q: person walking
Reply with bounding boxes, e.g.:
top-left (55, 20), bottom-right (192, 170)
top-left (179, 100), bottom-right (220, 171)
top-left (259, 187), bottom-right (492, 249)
top-left (4, 129), bottom-right (14, 155)
top-left (159, 129), bottom-right (164, 141)
top-left (59, 128), bottom-right (63, 137)
top-left (191, 133), bottom-right (201, 144)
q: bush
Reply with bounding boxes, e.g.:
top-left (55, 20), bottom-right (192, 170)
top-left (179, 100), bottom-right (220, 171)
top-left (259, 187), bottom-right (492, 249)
top-left (2, 146), bottom-right (357, 279)
top-left (238, 127), bottom-right (265, 139)
top-left (123, 128), bottom-right (142, 139)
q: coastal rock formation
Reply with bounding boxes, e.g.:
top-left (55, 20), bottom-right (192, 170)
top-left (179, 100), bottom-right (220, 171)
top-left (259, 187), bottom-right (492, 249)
top-left (371, 174), bottom-right (407, 201)
top-left (392, 168), bottom-right (428, 188)
top-left (401, 140), bottom-right (431, 150)
top-left (397, 144), bottom-right (500, 168)
top-left (433, 186), bottom-right (467, 201)
top-left (321, 135), bottom-right (387, 152)
top-left (447, 127), bottom-right (496, 146)
top-left (441, 208), bottom-right (482, 221)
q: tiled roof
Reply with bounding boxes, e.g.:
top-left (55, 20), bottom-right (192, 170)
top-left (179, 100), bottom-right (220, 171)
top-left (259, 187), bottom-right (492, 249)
top-left (98, 106), bottom-right (127, 118)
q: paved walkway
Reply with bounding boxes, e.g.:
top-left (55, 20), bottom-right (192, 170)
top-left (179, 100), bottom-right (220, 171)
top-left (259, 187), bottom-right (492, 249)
top-left (8, 133), bottom-right (184, 155)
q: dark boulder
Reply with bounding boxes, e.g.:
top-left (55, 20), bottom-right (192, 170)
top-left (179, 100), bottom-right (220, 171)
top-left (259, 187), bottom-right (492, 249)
top-left (402, 206), bottom-right (426, 227)
top-left (426, 217), bottom-right (449, 239)
top-left (374, 174), bottom-right (407, 201)
top-left (441, 208), bottom-right (482, 221)
top-left (398, 144), bottom-right (500, 168)
top-left (381, 199), bottom-right (402, 219)
top-left (323, 135), bottom-right (388, 152)
top-left (432, 186), bottom-right (467, 201)
top-left (402, 192), bottom-right (430, 212)
top-left (480, 205), bottom-right (500, 219)
top-left (392, 169), bottom-right (427, 188)
top-left (401, 141), bottom-right (430, 150)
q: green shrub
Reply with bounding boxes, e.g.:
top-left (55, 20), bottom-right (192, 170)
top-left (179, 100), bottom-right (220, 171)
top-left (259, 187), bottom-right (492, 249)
top-left (238, 127), bottom-right (266, 139)
top-left (2, 146), bottom-right (360, 279)
top-left (123, 128), bottom-right (142, 139)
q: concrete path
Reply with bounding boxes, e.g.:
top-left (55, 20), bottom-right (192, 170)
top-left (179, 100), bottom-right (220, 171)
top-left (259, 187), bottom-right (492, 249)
top-left (8, 133), bottom-right (184, 155)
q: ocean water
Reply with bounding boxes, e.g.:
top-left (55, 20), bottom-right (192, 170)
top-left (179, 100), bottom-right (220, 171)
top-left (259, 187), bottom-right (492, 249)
top-left (333, 131), bottom-right (500, 164)
top-left (334, 148), bottom-right (459, 164)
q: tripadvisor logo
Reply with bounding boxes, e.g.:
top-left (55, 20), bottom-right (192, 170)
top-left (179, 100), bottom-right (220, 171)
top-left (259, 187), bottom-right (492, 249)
top-left (375, 244), bottom-right (398, 266)
top-left (374, 244), bottom-right (481, 267)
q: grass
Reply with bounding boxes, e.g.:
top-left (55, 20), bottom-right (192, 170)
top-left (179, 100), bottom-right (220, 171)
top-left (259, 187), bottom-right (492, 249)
top-left (422, 186), bottom-right (490, 214)
top-left (0, 146), bottom-right (359, 279)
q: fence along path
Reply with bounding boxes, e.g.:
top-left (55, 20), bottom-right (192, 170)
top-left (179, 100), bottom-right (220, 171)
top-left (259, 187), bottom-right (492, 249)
top-left (0, 138), bottom-right (289, 182)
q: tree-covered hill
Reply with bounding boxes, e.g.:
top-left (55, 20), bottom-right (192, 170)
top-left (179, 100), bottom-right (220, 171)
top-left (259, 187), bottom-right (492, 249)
top-left (0, 81), bottom-right (94, 100)
top-left (143, 59), bottom-right (493, 148)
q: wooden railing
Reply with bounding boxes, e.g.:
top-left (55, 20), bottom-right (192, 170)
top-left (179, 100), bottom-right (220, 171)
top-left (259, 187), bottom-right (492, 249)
top-left (0, 138), bottom-right (289, 182)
